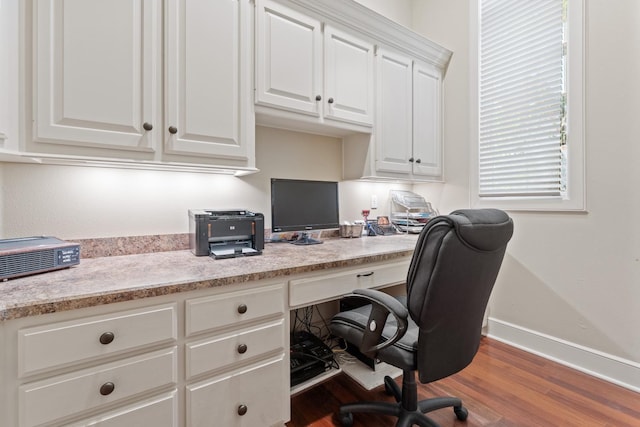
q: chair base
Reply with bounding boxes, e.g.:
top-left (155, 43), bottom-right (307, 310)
top-left (338, 374), bottom-right (468, 427)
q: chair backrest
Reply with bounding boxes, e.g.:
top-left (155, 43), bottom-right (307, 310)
top-left (406, 209), bottom-right (513, 383)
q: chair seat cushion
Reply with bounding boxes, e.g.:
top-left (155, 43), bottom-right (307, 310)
top-left (330, 295), bottom-right (419, 371)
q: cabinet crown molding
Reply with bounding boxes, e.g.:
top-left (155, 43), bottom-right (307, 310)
top-left (286, 0), bottom-right (452, 74)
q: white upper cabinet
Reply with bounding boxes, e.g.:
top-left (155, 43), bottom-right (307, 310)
top-left (255, 0), bottom-right (374, 131)
top-left (375, 48), bottom-right (413, 175)
top-left (412, 60), bottom-right (443, 178)
top-left (29, 0), bottom-right (255, 172)
top-left (257, 0), bottom-right (451, 182)
top-left (164, 0), bottom-right (254, 162)
top-left (33, 0), bottom-right (161, 152)
top-left (375, 52), bottom-right (443, 179)
top-left (323, 25), bottom-right (374, 125)
top-left (345, 48), bottom-right (445, 182)
top-left (0, 0), bottom-right (19, 156)
top-left (256, 1), bottom-right (322, 116)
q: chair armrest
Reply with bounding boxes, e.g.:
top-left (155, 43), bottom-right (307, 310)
top-left (346, 288), bottom-right (409, 356)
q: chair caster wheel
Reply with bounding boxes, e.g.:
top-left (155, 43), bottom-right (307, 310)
top-left (339, 412), bottom-right (354, 426)
top-left (454, 405), bottom-right (469, 421)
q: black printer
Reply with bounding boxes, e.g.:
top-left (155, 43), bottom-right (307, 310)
top-left (189, 209), bottom-right (264, 259)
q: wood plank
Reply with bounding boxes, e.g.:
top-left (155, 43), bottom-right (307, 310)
top-left (287, 338), bottom-right (639, 426)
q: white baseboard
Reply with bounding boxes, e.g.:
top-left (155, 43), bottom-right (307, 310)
top-left (487, 318), bottom-right (640, 393)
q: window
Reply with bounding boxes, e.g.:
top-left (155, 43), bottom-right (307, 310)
top-left (470, 0), bottom-right (585, 211)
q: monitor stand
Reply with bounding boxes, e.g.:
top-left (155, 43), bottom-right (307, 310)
top-left (290, 232), bottom-right (323, 245)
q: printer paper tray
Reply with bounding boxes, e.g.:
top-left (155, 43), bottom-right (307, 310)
top-left (210, 246), bottom-right (261, 260)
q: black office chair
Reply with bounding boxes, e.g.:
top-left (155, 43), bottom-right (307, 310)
top-left (330, 209), bottom-right (513, 427)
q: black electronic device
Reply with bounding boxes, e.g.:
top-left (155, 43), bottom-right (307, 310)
top-left (188, 209), bottom-right (264, 258)
top-left (271, 179), bottom-right (339, 245)
top-left (290, 330), bottom-right (336, 387)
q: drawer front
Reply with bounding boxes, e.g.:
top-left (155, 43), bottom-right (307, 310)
top-left (20, 347), bottom-right (177, 427)
top-left (19, 303), bottom-right (177, 377)
top-left (66, 391), bottom-right (178, 427)
top-left (186, 283), bottom-right (285, 336)
top-left (358, 259), bottom-right (410, 289)
top-left (289, 260), bottom-right (410, 307)
top-left (187, 355), bottom-right (287, 427)
top-left (186, 319), bottom-right (285, 379)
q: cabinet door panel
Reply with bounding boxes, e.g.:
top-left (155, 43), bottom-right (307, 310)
top-left (413, 61), bottom-right (443, 178)
top-left (34, 0), bottom-right (160, 151)
top-left (187, 355), bottom-right (286, 427)
top-left (18, 303), bottom-right (177, 377)
top-left (186, 283), bottom-right (285, 337)
top-left (324, 26), bottom-right (374, 125)
top-left (289, 260), bottom-right (410, 308)
top-left (165, 0), bottom-right (252, 160)
top-left (186, 319), bottom-right (285, 379)
top-left (256, 0), bottom-right (322, 115)
top-left (66, 391), bottom-right (178, 427)
top-left (20, 347), bottom-right (177, 427)
top-left (375, 49), bottom-right (413, 174)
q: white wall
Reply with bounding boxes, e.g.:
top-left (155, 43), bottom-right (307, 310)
top-left (0, 125), bottom-right (409, 238)
top-left (1, 126), bottom-right (406, 238)
top-left (410, 0), bottom-right (470, 214)
top-left (354, 0), bottom-right (413, 28)
top-left (411, 0), bottom-right (640, 390)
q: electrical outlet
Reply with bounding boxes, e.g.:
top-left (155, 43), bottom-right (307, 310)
top-left (371, 195), bottom-right (378, 209)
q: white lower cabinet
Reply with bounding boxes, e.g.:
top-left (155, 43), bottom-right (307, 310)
top-left (288, 260), bottom-right (410, 308)
top-left (66, 391), bottom-right (178, 427)
top-left (19, 348), bottom-right (178, 427)
top-left (187, 355), bottom-right (286, 427)
top-left (18, 303), bottom-right (177, 377)
top-left (3, 283), bottom-right (289, 427)
top-left (186, 319), bottom-right (285, 379)
top-left (185, 282), bottom-right (288, 426)
top-left (1, 259), bottom-right (411, 426)
top-left (12, 303), bottom-right (179, 427)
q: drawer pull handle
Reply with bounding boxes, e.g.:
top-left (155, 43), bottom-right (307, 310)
top-left (237, 304), bottom-right (248, 314)
top-left (237, 343), bottom-right (248, 354)
top-left (357, 272), bottom-right (374, 277)
top-left (237, 404), bottom-right (248, 416)
top-left (99, 332), bottom-right (115, 345)
top-left (99, 382), bottom-right (115, 396)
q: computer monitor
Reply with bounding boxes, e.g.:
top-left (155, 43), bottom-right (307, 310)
top-left (270, 178), bottom-right (340, 245)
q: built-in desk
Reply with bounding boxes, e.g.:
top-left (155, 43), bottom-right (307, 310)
top-left (0, 234), bottom-right (418, 426)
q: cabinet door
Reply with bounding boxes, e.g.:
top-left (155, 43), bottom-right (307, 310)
top-left (323, 26), bottom-right (374, 126)
top-left (375, 48), bottom-right (413, 174)
top-left (255, 0), bottom-right (322, 116)
top-left (65, 391), bottom-right (178, 427)
top-left (20, 347), bottom-right (177, 427)
top-left (187, 355), bottom-right (287, 427)
top-left (413, 61), bottom-right (443, 178)
top-left (165, 0), bottom-right (253, 161)
top-left (33, 0), bottom-right (161, 151)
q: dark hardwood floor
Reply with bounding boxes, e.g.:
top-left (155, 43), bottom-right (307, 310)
top-left (287, 338), bottom-right (640, 427)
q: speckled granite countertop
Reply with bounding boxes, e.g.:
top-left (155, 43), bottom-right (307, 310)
top-left (0, 234), bottom-right (418, 321)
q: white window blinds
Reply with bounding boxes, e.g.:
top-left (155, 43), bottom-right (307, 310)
top-left (479, 0), bottom-right (566, 197)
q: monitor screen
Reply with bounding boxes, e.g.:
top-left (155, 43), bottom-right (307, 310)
top-left (271, 179), bottom-right (340, 233)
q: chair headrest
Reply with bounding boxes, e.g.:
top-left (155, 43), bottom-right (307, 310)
top-left (448, 209), bottom-right (513, 252)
